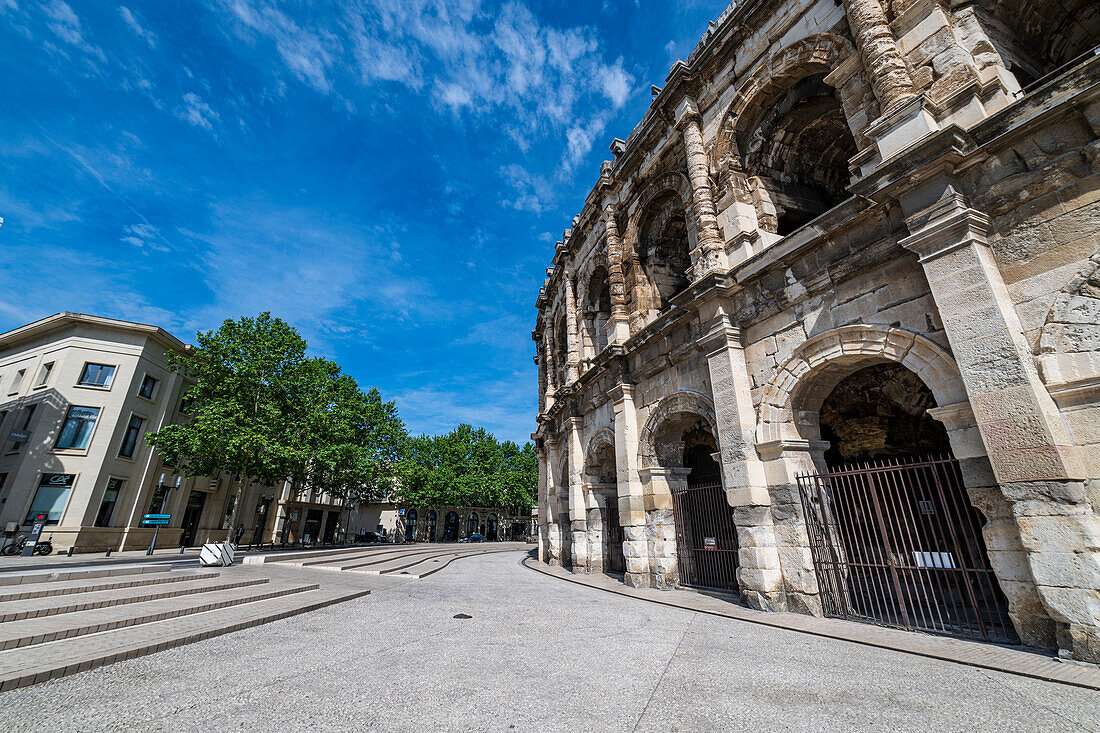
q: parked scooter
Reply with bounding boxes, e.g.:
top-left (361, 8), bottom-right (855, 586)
top-left (0, 534), bottom-right (53, 556)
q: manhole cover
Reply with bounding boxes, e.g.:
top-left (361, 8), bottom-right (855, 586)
top-left (453, 613), bottom-right (472, 619)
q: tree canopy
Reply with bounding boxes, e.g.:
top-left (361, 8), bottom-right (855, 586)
top-left (396, 424), bottom-right (537, 510)
top-left (147, 313), bottom-right (407, 536)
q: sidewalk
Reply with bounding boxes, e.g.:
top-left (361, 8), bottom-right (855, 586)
top-left (523, 557), bottom-right (1100, 691)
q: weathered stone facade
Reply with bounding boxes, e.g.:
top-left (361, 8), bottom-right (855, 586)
top-left (533, 0), bottom-right (1100, 662)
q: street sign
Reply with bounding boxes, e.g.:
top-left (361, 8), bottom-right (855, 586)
top-left (141, 518), bottom-right (170, 525)
top-left (143, 513), bottom-right (171, 520)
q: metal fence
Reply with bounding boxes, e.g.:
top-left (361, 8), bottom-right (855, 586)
top-left (797, 456), bottom-right (1017, 644)
top-left (671, 482), bottom-right (739, 592)
top-left (604, 498), bottom-right (625, 574)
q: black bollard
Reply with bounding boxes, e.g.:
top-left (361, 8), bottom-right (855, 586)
top-left (105, 547), bottom-right (112, 557)
top-left (67, 546), bottom-right (74, 557)
top-left (179, 546), bottom-right (185, 554)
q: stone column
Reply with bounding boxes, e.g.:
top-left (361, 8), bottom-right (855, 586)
top-left (610, 383), bottom-right (650, 587)
top-left (639, 467), bottom-right (687, 589)
top-left (564, 274), bottom-right (581, 383)
top-left (603, 205), bottom-right (631, 345)
top-left (566, 416), bottom-right (588, 573)
top-left (676, 99), bottom-right (728, 278)
top-left (843, 0), bottom-right (915, 113)
top-left (901, 190), bottom-right (1100, 662)
top-left (535, 441), bottom-right (550, 563)
top-left (544, 437), bottom-right (563, 566)
top-left (543, 327), bottom-right (558, 396)
top-left (699, 307), bottom-right (789, 612)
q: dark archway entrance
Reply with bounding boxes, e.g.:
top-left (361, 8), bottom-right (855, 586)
top-left (404, 509), bottom-right (418, 542)
top-left (486, 514), bottom-right (498, 541)
top-left (443, 511), bottom-right (458, 541)
top-left (798, 363), bottom-right (1017, 643)
top-left (466, 513), bottom-right (479, 537)
top-left (427, 510), bottom-right (437, 542)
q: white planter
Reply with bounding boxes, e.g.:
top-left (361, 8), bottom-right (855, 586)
top-left (200, 542), bottom-right (235, 567)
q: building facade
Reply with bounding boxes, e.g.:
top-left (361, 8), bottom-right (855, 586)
top-left (533, 0), bottom-right (1100, 662)
top-left (396, 505), bottom-right (534, 543)
top-left (0, 313), bottom-right (356, 552)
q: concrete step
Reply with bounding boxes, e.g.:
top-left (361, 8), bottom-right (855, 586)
top-left (0, 564), bottom-right (166, 587)
top-left (354, 546), bottom-right (514, 577)
top-left (0, 584), bottom-right (370, 691)
top-left (241, 545), bottom-right (381, 565)
top-left (316, 546), bottom-right (454, 571)
top-left (0, 575), bottom-right (269, 623)
top-left (0, 570), bottom-right (218, 603)
top-left (0, 579), bottom-right (319, 651)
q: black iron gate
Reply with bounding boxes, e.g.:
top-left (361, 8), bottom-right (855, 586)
top-left (604, 497), bottom-right (625, 574)
top-left (671, 482), bottom-right (739, 592)
top-left (797, 456), bottom-right (1017, 644)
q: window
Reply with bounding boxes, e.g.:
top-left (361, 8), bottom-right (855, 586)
top-left (55, 406), bottom-right (100, 450)
top-left (9, 368), bottom-right (25, 395)
top-left (25, 473), bottom-right (75, 525)
top-left (78, 363), bottom-right (116, 388)
top-left (179, 395), bottom-right (194, 415)
top-left (35, 361), bottom-right (54, 387)
top-left (137, 374), bottom-right (158, 400)
top-left (149, 482), bottom-right (170, 515)
top-left (94, 477), bottom-right (123, 527)
top-left (118, 415), bottom-right (145, 458)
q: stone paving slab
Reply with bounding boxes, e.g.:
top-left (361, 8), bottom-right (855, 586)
top-left (523, 557), bottom-right (1100, 691)
top-left (0, 564), bottom-right (165, 586)
top-left (0, 570), bottom-right (217, 603)
top-left (0, 574), bottom-right (268, 622)
top-left (0, 578), bottom-right (318, 650)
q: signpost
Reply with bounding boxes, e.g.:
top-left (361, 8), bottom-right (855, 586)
top-left (21, 513), bottom-right (47, 557)
top-left (142, 514), bottom-right (171, 555)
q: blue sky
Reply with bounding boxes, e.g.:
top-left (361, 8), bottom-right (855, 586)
top-left (0, 0), bottom-right (721, 444)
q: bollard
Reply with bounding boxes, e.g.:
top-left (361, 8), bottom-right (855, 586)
top-left (105, 547), bottom-right (112, 557)
top-left (179, 546), bottom-right (185, 554)
top-left (67, 546), bottom-right (74, 557)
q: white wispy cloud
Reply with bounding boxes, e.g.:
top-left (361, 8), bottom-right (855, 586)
top-left (119, 6), bottom-right (157, 48)
top-left (43, 0), bottom-right (105, 62)
top-left (176, 92), bottom-right (219, 130)
top-left (222, 0), bottom-right (336, 93)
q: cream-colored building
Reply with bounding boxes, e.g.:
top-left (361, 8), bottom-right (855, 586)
top-left (0, 313), bottom-right (355, 552)
top-left (534, 0), bottom-right (1100, 662)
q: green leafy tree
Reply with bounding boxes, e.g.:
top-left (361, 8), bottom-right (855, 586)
top-left (397, 424), bottom-right (537, 511)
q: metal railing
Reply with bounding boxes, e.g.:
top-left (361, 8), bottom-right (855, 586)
top-left (798, 456), bottom-right (1017, 644)
top-left (671, 482), bottom-right (740, 592)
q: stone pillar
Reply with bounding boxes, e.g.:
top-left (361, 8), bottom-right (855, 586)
top-left (564, 274), bottom-right (581, 383)
top-left (611, 383), bottom-right (650, 587)
top-left (603, 205), bottom-right (631, 345)
top-left (699, 307), bottom-right (789, 611)
top-left (544, 437), bottom-right (563, 566)
top-left (901, 190), bottom-right (1100, 662)
top-left (535, 441), bottom-right (550, 563)
top-left (566, 417), bottom-right (588, 573)
top-left (843, 0), bottom-right (915, 113)
top-left (676, 99), bottom-right (728, 278)
top-left (639, 467), bottom-right (686, 589)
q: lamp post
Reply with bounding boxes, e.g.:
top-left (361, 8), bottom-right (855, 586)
top-left (146, 474), bottom-right (181, 555)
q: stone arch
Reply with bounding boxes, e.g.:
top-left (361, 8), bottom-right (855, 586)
top-left (756, 325), bottom-right (967, 446)
top-left (584, 428), bottom-right (616, 468)
top-left (1037, 251), bottom-right (1100, 384)
top-left (638, 391), bottom-right (719, 469)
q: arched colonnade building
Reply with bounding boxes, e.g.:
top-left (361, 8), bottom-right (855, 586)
top-left (532, 0), bottom-right (1100, 663)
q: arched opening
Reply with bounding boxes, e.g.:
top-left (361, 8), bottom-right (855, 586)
top-left (743, 74), bottom-right (857, 235)
top-left (585, 267), bottom-right (612, 355)
top-left (486, 514), bottom-right (498, 541)
top-left (554, 315), bottom-right (568, 384)
top-left (427, 510), bottom-right (437, 542)
top-left (798, 360), bottom-right (1017, 643)
top-left (819, 363), bottom-right (952, 467)
top-left (443, 511), bottom-right (458, 541)
top-left (971, 1), bottom-right (1099, 88)
top-left (639, 192), bottom-right (692, 308)
top-left (649, 411), bottom-right (738, 592)
top-left (585, 438), bottom-right (623, 575)
top-left (404, 509), bottom-right (417, 542)
top-left (466, 512), bottom-right (479, 537)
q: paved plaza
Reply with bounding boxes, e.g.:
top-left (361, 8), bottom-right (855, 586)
top-left (1, 550), bottom-right (1097, 732)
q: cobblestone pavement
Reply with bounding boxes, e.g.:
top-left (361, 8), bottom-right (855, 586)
top-left (1, 550), bottom-right (1097, 733)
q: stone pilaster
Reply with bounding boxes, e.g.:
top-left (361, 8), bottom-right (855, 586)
top-left (602, 205), bottom-right (631, 345)
top-left (543, 327), bottom-right (557, 397)
top-left (676, 99), bottom-right (728, 278)
top-left (566, 416), bottom-right (588, 573)
top-left (535, 442), bottom-right (549, 563)
top-left (564, 274), bottom-right (581, 383)
top-left (639, 467), bottom-right (687, 589)
top-left (544, 437), bottom-right (563, 566)
top-left (901, 190), bottom-right (1100, 662)
top-left (611, 382), bottom-right (650, 588)
top-left (843, 0), bottom-right (915, 113)
top-left (698, 307), bottom-right (789, 611)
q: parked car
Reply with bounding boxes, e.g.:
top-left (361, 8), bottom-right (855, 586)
top-left (460, 532), bottom-right (484, 543)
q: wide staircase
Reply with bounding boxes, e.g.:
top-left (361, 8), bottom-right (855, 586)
top-left (245, 541), bottom-right (527, 578)
top-left (0, 563), bottom-right (369, 691)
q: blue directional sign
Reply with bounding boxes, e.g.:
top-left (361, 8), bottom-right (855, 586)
top-left (143, 513), bottom-right (171, 520)
top-left (141, 518), bottom-right (170, 525)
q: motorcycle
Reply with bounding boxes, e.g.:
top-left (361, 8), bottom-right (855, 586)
top-left (0, 534), bottom-right (53, 556)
